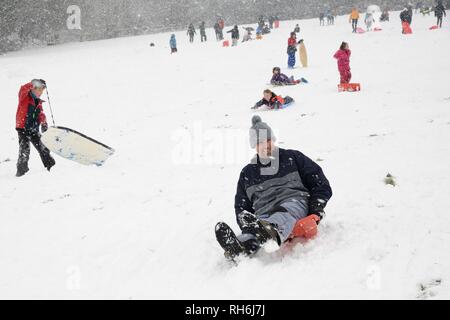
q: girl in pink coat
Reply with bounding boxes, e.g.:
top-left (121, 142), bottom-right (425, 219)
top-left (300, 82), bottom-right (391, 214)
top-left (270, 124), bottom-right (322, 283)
top-left (333, 42), bottom-right (351, 84)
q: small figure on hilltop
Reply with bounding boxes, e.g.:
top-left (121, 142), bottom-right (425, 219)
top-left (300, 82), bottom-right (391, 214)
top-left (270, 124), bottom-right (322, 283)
top-left (242, 27), bottom-right (254, 42)
top-left (400, 8), bottom-right (413, 34)
top-left (349, 8), bottom-right (360, 33)
top-left (199, 21), bottom-right (207, 42)
top-left (227, 25), bottom-right (240, 46)
top-left (187, 23), bottom-right (196, 43)
top-left (319, 12), bottom-right (325, 26)
top-left (214, 21), bottom-right (223, 41)
top-left (380, 10), bottom-right (390, 22)
top-left (435, 1), bottom-right (447, 28)
top-left (365, 12), bottom-right (375, 31)
top-left (169, 34), bottom-right (177, 53)
top-left (333, 41), bottom-right (352, 84)
top-left (252, 89), bottom-right (294, 110)
top-left (294, 24), bottom-right (300, 33)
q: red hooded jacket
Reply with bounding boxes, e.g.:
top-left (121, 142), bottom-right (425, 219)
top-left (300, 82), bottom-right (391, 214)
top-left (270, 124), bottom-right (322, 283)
top-left (16, 82), bottom-right (47, 132)
top-left (333, 49), bottom-right (351, 71)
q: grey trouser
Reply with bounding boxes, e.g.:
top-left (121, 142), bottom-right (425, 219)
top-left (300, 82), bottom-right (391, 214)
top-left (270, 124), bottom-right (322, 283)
top-left (238, 199), bottom-right (308, 244)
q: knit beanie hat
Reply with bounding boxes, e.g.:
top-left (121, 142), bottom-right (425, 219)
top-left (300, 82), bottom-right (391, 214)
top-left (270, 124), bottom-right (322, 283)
top-left (249, 115), bottom-right (275, 148)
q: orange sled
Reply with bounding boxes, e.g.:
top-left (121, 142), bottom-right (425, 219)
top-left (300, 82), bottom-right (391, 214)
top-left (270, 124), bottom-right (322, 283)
top-left (290, 214), bottom-right (320, 239)
top-left (338, 83), bottom-right (361, 92)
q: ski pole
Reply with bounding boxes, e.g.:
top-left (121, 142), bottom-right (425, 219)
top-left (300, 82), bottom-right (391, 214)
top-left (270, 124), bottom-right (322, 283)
top-left (45, 86), bottom-right (56, 126)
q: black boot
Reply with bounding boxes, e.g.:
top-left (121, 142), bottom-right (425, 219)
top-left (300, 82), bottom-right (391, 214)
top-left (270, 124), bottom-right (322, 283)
top-left (16, 167), bottom-right (29, 177)
top-left (215, 222), bottom-right (245, 259)
top-left (238, 211), bottom-right (281, 246)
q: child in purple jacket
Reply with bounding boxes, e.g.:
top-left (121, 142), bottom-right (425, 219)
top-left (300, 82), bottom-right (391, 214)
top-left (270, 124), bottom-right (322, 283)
top-left (270, 67), bottom-right (308, 86)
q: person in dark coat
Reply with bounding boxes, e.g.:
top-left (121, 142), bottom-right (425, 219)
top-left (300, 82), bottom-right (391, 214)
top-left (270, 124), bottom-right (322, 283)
top-left (187, 23), bottom-right (196, 43)
top-left (268, 15), bottom-right (275, 29)
top-left (435, 1), bottom-right (447, 28)
top-left (214, 22), bottom-right (222, 41)
top-left (294, 24), bottom-right (300, 33)
top-left (252, 89), bottom-right (294, 110)
top-left (199, 21), bottom-right (207, 42)
top-left (227, 25), bottom-right (240, 46)
top-left (215, 116), bottom-right (332, 258)
top-left (15, 79), bottom-right (55, 177)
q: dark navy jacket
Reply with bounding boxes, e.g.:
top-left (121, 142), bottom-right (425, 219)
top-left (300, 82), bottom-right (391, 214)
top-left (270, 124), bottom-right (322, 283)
top-left (234, 147), bottom-right (332, 222)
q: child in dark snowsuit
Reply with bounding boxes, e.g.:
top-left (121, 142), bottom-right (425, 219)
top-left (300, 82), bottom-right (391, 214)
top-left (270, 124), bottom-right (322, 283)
top-left (270, 67), bottom-right (307, 86)
top-left (227, 25), bottom-right (240, 46)
top-left (252, 89), bottom-right (294, 110)
top-left (187, 23), bottom-right (196, 43)
top-left (333, 42), bottom-right (351, 84)
top-left (199, 21), bottom-right (207, 42)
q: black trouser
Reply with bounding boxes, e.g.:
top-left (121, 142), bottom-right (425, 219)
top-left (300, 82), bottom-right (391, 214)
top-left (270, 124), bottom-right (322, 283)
top-left (201, 33), bottom-right (207, 42)
top-left (352, 19), bottom-right (358, 32)
top-left (189, 34), bottom-right (194, 42)
top-left (437, 16), bottom-right (443, 28)
top-left (17, 129), bottom-right (55, 173)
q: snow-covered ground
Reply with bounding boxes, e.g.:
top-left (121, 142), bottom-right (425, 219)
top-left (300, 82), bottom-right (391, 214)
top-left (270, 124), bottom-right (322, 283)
top-left (1, 12), bottom-right (449, 299)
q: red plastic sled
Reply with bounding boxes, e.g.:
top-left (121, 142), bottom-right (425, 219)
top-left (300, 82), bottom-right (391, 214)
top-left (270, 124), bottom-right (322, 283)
top-left (338, 83), bottom-right (361, 92)
top-left (356, 27), bottom-right (366, 34)
top-left (402, 22), bottom-right (412, 34)
top-left (429, 25), bottom-right (439, 30)
top-left (290, 215), bottom-right (320, 239)
top-left (274, 20), bottom-right (280, 28)
top-left (223, 40), bottom-right (229, 47)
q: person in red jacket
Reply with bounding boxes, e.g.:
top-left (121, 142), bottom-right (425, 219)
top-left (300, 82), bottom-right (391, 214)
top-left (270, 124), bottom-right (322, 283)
top-left (333, 42), bottom-right (352, 84)
top-left (15, 79), bottom-right (55, 177)
top-left (287, 32), bottom-right (301, 68)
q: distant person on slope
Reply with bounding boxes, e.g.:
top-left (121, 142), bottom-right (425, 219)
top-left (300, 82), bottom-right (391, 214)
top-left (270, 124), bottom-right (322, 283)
top-left (270, 67), bottom-right (308, 86)
top-left (349, 8), bottom-right (360, 33)
top-left (15, 79), bottom-right (55, 177)
top-left (215, 116), bottom-right (332, 259)
top-left (214, 22), bottom-right (222, 40)
top-left (227, 25), bottom-right (240, 46)
top-left (294, 24), bottom-right (300, 33)
top-left (400, 8), bottom-right (413, 33)
top-left (251, 89), bottom-right (294, 110)
top-left (287, 32), bottom-right (301, 68)
top-left (187, 23), bottom-right (196, 43)
top-left (333, 41), bottom-right (352, 84)
top-left (199, 21), bottom-right (207, 42)
top-left (435, 1), bottom-right (447, 28)
top-left (365, 12), bottom-right (375, 31)
top-left (169, 34), bottom-right (177, 53)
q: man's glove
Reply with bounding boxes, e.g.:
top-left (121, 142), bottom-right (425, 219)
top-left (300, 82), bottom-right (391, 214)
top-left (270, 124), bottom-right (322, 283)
top-left (41, 122), bottom-right (48, 133)
top-left (308, 198), bottom-right (327, 221)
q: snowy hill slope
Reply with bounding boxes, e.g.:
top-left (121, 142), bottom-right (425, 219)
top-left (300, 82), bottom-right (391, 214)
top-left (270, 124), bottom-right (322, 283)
top-left (1, 13), bottom-right (449, 299)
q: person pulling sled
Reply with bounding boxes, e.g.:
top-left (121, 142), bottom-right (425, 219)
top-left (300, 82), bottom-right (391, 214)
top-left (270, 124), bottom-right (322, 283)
top-left (15, 79), bottom-right (55, 177)
top-left (215, 116), bottom-right (332, 259)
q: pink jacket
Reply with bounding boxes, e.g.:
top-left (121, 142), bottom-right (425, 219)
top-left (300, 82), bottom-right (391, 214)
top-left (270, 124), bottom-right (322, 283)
top-left (333, 49), bottom-right (351, 71)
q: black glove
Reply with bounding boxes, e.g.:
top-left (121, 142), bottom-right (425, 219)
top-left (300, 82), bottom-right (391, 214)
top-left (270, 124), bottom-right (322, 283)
top-left (41, 122), bottom-right (48, 133)
top-left (308, 198), bottom-right (327, 221)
